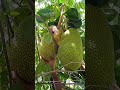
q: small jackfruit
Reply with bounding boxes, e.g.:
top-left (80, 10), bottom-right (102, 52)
top-left (39, 32), bottom-right (56, 61)
top-left (57, 28), bottom-right (83, 71)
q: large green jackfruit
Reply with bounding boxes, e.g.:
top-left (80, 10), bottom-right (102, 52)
top-left (39, 32), bottom-right (56, 61)
top-left (7, 15), bottom-right (34, 83)
top-left (86, 4), bottom-right (115, 90)
top-left (57, 28), bottom-right (83, 71)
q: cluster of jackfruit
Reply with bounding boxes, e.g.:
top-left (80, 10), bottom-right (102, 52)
top-left (7, 16), bottom-right (34, 83)
top-left (39, 26), bottom-right (83, 71)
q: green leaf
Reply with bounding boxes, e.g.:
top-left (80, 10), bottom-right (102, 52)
top-left (111, 25), bottom-right (120, 39)
top-left (104, 9), bottom-right (117, 22)
top-left (14, 7), bottom-right (31, 16)
top-left (35, 60), bottom-right (51, 77)
top-left (13, 7), bottom-right (32, 24)
top-left (67, 0), bottom-right (74, 7)
top-left (37, 7), bottom-right (53, 23)
top-left (65, 8), bottom-right (82, 28)
top-left (65, 8), bottom-right (79, 19)
top-left (10, 11), bottom-right (20, 16)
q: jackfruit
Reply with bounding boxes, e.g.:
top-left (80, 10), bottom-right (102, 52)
top-left (57, 28), bottom-right (83, 71)
top-left (7, 15), bottom-right (34, 83)
top-left (39, 32), bottom-right (56, 61)
top-left (86, 4), bottom-right (115, 89)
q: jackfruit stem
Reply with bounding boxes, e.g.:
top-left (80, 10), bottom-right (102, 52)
top-left (48, 26), bottom-right (59, 54)
top-left (50, 60), bottom-right (63, 90)
top-left (45, 58), bottom-right (63, 90)
top-left (57, 4), bottom-right (64, 29)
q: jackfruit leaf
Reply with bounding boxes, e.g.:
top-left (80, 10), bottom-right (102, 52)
top-left (35, 60), bottom-right (51, 77)
top-left (112, 30), bottom-right (120, 50)
top-left (107, 15), bottom-right (117, 22)
top-left (65, 8), bottom-right (82, 29)
top-left (10, 11), bottom-right (20, 16)
top-left (57, 0), bottom-right (74, 7)
top-left (37, 7), bottom-right (53, 23)
top-left (43, 33), bottom-right (52, 44)
top-left (20, 0), bottom-right (29, 6)
top-left (104, 9), bottom-right (117, 22)
top-left (67, 0), bottom-right (74, 7)
top-left (13, 7), bottom-right (31, 24)
top-left (48, 16), bottom-right (59, 26)
top-left (65, 8), bottom-right (78, 18)
top-left (14, 7), bottom-right (31, 16)
top-left (67, 19), bottom-right (82, 29)
top-left (111, 25), bottom-right (120, 40)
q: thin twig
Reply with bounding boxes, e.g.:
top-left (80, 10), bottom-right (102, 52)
top-left (57, 4), bottom-right (64, 29)
top-left (37, 69), bottom-right (84, 77)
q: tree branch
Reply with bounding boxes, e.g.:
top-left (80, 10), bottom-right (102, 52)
top-left (0, 22), bottom-right (12, 87)
top-left (1, 0), bottom-right (14, 39)
top-left (47, 60), bottom-right (63, 90)
top-left (57, 4), bottom-right (64, 29)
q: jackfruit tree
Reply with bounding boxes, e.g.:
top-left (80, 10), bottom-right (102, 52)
top-left (85, 1), bottom-right (120, 90)
top-left (35, 0), bottom-right (85, 90)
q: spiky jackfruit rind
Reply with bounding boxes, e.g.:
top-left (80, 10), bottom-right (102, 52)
top-left (57, 28), bottom-right (83, 71)
top-left (86, 4), bottom-right (115, 88)
top-left (7, 15), bottom-right (34, 83)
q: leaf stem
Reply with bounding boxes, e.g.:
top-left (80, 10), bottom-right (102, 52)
top-left (57, 4), bottom-right (64, 29)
